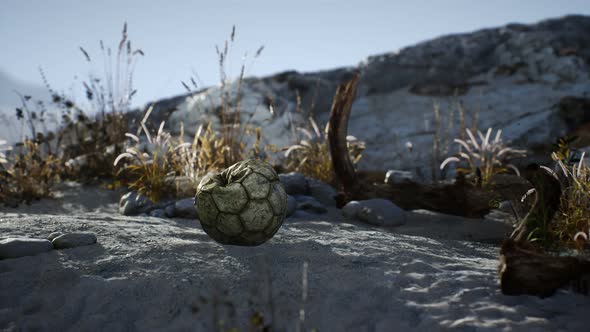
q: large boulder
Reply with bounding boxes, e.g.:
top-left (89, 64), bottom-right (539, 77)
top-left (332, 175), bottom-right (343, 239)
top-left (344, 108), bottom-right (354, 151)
top-left (145, 15), bottom-right (590, 182)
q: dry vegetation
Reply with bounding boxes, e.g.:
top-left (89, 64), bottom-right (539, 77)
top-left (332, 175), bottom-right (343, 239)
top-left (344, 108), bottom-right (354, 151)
top-left (440, 127), bottom-right (527, 187)
top-left (0, 24), bottom-right (588, 256)
top-left (551, 143), bottom-right (590, 252)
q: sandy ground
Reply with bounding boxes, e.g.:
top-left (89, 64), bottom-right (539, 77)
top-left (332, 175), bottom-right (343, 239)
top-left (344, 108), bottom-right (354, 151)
top-left (0, 184), bottom-right (588, 331)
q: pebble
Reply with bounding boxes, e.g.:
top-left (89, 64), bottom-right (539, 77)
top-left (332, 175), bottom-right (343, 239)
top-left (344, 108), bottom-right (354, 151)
top-left (119, 191), bottom-right (153, 216)
top-left (52, 232), bottom-right (97, 249)
top-left (174, 198), bottom-right (198, 218)
top-left (149, 209), bottom-right (167, 218)
top-left (308, 178), bottom-right (337, 207)
top-left (286, 195), bottom-right (297, 217)
top-left (295, 195), bottom-right (328, 214)
top-left (0, 237), bottom-right (54, 259)
top-left (343, 199), bottom-right (406, 227)
top-left (342, 201), bottom-right (362, 219)
top-left (279, 172), bottom-right (309, 195)
top-left (164, 204), bottom-right (176, 218)
top-left (384, 170), bottom-right (415, 184)
top-left (47, 232), bottom-right (64, 241)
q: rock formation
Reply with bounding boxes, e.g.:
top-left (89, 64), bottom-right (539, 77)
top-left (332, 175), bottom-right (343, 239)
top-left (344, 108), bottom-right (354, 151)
top-left (142, 15), bottom-right (590, 181)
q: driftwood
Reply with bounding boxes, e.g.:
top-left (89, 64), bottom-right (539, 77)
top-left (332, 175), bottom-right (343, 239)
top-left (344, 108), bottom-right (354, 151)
top-left (498, 164), bottom-right (590, 297)
top-left (326, 73), bottom-right (525, 217)
top-left (499, 239), bottom-right (590, 297)
top-left (326, 74), bottom-right (590, 297)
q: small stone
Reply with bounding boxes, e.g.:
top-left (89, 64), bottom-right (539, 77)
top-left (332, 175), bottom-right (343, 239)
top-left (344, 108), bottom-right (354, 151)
top-left (342, 201), bottom-right (363, 219)
top-left (119, 191), bottom-right (153, 216)
top-left (149, 209), bottom-right (166, 218)
top-left (384, 170), bottom-right (415, 185)
top-left (308, 179), bottom-right (337, 207)
top-left (295, 195), bottom-right (327, 214)
top-left (286, 195), bottom-right (297, 217)
top-left (52, 233), bottom-right (97, 249)
top-left (0, 238), bottom-right (53, 259)
top-left (279, 172), bottom-right (309, 195)
top-left (47, 232), bottom-right (64, 241)
top-left (175, 198), bottom-right (198, 218)
top-left (354, 199), bottom-right (406, 226)
top-left (164, 204), bottom-right (176, 218)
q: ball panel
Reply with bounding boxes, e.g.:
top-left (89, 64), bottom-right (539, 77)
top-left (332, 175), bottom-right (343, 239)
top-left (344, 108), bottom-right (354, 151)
top-left (216, 213), bottom-right (244, 236)
top-left (240, 199), bottom-right (273, 232)
top-left (268, 181), bottom-right (288, 215)
top-left (212, 182), bottom-right (248, 213)
top-left (242, 172), bottom-right (271, 199)
top-left (201, 223), bottom-right (231, 244)
top-left (252, 165), bottom-right (278, 181)
top-left (263, 215), bottom-right (283, 238)
top-left (248, 160), bottom-right (279, 181)
top-left (195, 192), bottom-right (219, 226)
top-left (197, 173), bottom-right (221, 194)
top-left (240, 231), bottom-right (273, 246)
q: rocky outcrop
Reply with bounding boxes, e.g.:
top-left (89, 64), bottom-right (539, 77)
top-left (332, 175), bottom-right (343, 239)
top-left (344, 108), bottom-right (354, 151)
top-left (145, 15), bottom-right (590, 182)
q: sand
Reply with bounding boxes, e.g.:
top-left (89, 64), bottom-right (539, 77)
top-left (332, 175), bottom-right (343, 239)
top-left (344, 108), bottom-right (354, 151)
top-left (0, 184), bottom-right (588, 331)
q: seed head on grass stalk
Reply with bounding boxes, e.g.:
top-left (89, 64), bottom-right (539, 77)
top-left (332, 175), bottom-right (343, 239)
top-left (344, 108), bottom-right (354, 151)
top-left (182, 25), bottom-right (267, 170)
top-left (552, 151), bottom-right (590, 252)
top-left (282, 115), bottom-right (365, 184)
top-left (3, 140), bottom-right (61, 204)
top-left (114, 107), bottom-right (176, 202)
top-left (440, 127), bottom-right (526, 187)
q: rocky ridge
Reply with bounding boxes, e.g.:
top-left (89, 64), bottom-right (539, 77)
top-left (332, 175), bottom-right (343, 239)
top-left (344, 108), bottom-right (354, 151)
top-left (141, 15), bottom-right (590, 181)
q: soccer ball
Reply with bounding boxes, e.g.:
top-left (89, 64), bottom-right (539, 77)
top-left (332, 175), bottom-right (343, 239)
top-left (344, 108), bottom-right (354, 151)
top-left (195, 159), bottom-right (287, 246)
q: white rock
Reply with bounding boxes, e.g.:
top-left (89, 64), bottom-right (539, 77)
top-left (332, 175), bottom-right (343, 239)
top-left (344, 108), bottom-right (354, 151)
top-left (384, 170), bottom-right (415, 184)
top-left (353, 199), bottom-right (406, 227)
top-left (279, 172), bottom-right (309, 195)
top-left (52, 233), bottom-right (97, 249)
top-left (47, 232), bottom-right (64, 241)
top-left (119, 191), bottom-right (153, 216)
top-left (295, 195), bottom-right (328, 214)
top-left (0, 238), bottom-right (53, 259)
top-left (149, 16), bottom-right (590, 183)
top-left (308, 178), bottom-right (337, 207)
top-left (149, 209), bottom-right (166, 218)
top-left (164, 205), bottom-right (176, 218)
top-left (342, 201), bottom-right (362, 219)
top-left (286, 195), bottom-right (297, 217)
top-left (174, 198), bottom-right (198, 218)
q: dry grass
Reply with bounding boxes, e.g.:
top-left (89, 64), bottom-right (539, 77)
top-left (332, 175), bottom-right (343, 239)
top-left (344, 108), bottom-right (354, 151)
top-left (552, 150), bottom-right (590, 252)
top-left (53, 23), bottom-right (142, 181)
top-left (440, 127), bottom-right (527, 187)
top-left (0, 23), bottom-right (143, 205)
top-left (282, 114), bottom-right (365, 185)
top-left (430, 100), bottom-right (478, 181)
top-left (281, 87), bottom-right (365, 184)
top-left (0, 140), bottom-right (61, 204)
top-left (114, 107), bottom-right (176, 202)
top-left (182, 26), bottom-right (266, 170)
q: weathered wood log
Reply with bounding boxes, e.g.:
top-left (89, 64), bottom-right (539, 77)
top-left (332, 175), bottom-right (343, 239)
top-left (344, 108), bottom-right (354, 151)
top-left (325, 74), bottom-right (590, 298)
top-left (326, 73), bottom-right (526, 217)
top-left (498, 164), bottom-right (590, 297)
top-left (499, 239), bottom-right (590, 297)
top-left (509, 164), bottom-right (563, 243)
top-left (327, 71), bottom-right (361, 202)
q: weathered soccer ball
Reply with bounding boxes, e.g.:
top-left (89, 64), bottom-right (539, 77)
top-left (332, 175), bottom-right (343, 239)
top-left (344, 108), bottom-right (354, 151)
top-left (195, 159), bottom-right (287, 246)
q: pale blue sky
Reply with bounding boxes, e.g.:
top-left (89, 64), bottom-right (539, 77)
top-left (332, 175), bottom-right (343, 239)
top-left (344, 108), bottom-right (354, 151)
top-left (1, 0), bottom-right (589, 108)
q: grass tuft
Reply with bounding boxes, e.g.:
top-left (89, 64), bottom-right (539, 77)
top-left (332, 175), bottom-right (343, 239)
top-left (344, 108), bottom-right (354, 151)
top-left (440, 127), bottom-right (526, 187)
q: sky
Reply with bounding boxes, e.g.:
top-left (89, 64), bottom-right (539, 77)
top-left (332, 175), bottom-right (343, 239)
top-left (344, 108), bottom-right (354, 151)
top-left (1, 0), bottom-right (590, 109)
